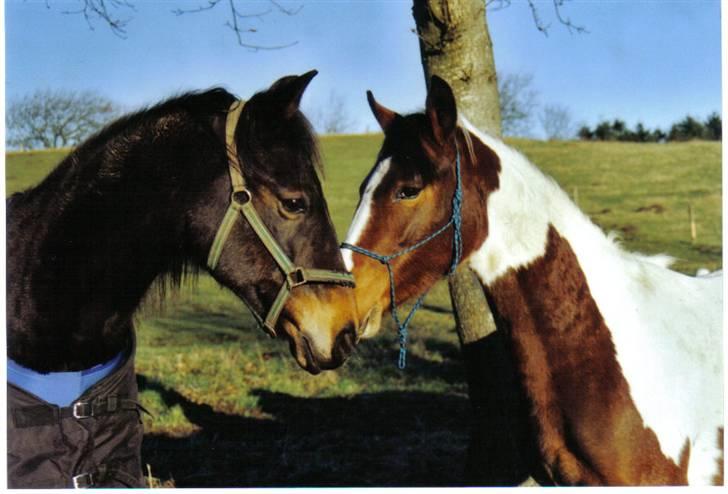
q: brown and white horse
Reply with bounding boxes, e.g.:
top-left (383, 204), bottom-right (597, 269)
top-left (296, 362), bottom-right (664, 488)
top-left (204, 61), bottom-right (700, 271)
top-left (342, 76), bottom-right (723, 485)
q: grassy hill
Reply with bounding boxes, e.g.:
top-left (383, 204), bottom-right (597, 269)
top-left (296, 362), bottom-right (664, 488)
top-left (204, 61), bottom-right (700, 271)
top-left (5, 136), bottom-right (722, 486)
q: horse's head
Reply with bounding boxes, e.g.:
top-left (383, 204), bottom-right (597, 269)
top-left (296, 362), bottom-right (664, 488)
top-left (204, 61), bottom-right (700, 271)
top-left (342, 76), bottom-right (498, 338)
top-left (192, 71), bottom-right (358, 374)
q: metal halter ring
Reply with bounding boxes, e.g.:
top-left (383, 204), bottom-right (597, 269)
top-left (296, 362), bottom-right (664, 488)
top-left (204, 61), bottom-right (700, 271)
top-left (231, 188), bottom-right (252, 207)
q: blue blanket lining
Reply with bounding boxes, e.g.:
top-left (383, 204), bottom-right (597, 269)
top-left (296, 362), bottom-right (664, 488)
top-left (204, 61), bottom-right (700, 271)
top-left (7, 352), bottom-right (125, 407)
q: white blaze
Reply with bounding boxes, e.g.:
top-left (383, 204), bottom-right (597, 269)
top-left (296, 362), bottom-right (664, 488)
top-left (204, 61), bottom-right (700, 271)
top-left (341, 157), bottom-right (391, 271)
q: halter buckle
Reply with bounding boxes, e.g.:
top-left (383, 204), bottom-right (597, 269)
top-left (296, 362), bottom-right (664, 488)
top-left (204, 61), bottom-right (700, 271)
top-left (286, 267), bottom-right (308, 288)
top-left (73, 401), bottom-right (93, 419)
top-left (73, 472), bottom-right (94, 488)
top-left (262, 322), bottom-right (277, 339)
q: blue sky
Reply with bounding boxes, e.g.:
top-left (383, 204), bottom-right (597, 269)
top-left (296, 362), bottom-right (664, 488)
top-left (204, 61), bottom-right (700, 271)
top-left (4, 0), bottom-right (723, 137)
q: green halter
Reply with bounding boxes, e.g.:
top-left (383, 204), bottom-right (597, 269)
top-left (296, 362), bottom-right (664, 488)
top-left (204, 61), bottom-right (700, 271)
top-left (207, 100), bottom-right (355, 338)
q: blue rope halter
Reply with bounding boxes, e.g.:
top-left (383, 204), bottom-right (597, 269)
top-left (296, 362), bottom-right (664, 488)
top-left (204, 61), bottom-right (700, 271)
top-left (341, 149), bottom-right (463, 368)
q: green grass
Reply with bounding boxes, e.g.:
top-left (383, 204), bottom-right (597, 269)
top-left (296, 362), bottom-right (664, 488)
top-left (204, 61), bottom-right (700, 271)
top-left (509, 139), bottom-right (722, 273)
top-left (5, 136), bottom-right (722, 486)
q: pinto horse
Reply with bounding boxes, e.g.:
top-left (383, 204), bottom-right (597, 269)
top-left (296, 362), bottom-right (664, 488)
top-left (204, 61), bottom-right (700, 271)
top-left (342, 76), bottom-right (723, 485)
top-left (7, 71), bottom-right (358, 487)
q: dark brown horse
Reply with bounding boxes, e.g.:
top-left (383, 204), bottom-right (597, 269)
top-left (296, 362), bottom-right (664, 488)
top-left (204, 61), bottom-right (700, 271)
top-left (7, 71), bottom-right (358, 375)
top-left (7, 72), bottom-right (359, 487)
top-left (341, 76), bottom-right (723, 486)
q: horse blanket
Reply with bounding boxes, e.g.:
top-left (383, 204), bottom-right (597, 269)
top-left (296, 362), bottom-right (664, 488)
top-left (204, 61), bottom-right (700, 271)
top-left (7, 335), bottom-right (145, 488)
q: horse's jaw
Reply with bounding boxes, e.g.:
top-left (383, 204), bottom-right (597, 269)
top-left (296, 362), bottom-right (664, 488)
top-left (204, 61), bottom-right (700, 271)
top-left (357, 304), bottom-right (383, 340)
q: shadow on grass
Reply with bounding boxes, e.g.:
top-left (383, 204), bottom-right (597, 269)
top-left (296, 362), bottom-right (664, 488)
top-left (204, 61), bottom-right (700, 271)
top-left (140, 306), bottom-right (257, 346)
top-left (345, 336), bottom-right (467, 389)
top-left (139, 374), bottom-right (473, 487)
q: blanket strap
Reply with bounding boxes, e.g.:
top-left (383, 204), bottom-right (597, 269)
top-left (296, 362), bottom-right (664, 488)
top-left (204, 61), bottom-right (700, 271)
top-left (72, 463), bottom-right (141, 488)
top-left (12, 395), bottom-right (149, 428)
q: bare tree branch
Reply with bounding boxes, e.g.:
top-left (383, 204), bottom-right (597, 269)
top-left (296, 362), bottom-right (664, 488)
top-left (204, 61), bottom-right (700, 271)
top-left (498, 72), bottom-right (539, 136)
top-left (526, 0), bottom-right (550, 36)
top-left (551, 0), bottom-right (587, 34)
top-left (173, 0), bottom-right (270, 20)
top-left (173, 0), bottom-right (299, 50)
top-left (60, 0), bottom-right (135, 38)
top-left (48, 0), bottom-right (301, 49)
top-left (526, 0), bottom-right (587, 35)
top-left (268, 0), bottom-right (302, 16)
top-left (485, 0), bottom-right (511, 12)
top-left (540, 103), bottom-right (575, 140)
top-left (309, 91), bottom-right (356, 135)
top-left (487, 0), bottom-right (587, 36)
top-left (6, 89), bottom-right (118, 150)
top-left (171, 0), bottom-right (226, 16)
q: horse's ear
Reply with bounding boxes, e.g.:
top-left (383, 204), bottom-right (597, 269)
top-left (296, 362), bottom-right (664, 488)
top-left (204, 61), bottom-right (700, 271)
top-left (367, 91), bottom-right (398, 133)
top-left (426, 75), bottom-right (457, 144)
top-left (268, 69), bottom-right (318, 118)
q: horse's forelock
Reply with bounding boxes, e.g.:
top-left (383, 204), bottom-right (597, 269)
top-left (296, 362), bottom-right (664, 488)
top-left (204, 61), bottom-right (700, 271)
top-left (378, 113), bottom-right (445, 184)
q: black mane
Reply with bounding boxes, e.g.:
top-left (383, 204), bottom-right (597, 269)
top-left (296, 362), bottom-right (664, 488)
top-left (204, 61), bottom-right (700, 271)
top-left (14, 88), bottom-right (235, 198)
top-left (86, 87), bottom-right (234, 148)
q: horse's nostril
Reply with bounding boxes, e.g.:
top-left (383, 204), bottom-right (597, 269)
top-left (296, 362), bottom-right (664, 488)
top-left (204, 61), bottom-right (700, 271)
top-left (333, 323), bottom-right (357, 360)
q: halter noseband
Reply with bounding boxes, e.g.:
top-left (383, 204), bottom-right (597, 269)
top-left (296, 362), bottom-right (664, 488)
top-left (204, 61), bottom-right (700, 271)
top-left (341, 149), bottom-right (463, 368)
top-left (207, 100), bottom-right (355, 338)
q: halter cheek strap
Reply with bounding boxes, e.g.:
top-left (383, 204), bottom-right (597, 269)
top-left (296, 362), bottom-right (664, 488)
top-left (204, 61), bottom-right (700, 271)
top-left (341, 149), bottom-right (463, 368)
top-left (207, 100), bottom-right (355, 338)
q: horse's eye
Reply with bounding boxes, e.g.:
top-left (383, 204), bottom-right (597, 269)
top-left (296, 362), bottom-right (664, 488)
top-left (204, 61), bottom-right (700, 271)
top-left (396, 186), bottom-right (422, 201)
top-left (281, 197), bottom-right (307, 214)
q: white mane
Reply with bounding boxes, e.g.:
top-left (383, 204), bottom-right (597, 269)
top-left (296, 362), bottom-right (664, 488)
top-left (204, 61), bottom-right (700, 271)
top-left (460, 117), bottom-right (678, 282)
top-left (461, 117), bottom-right (723, 485)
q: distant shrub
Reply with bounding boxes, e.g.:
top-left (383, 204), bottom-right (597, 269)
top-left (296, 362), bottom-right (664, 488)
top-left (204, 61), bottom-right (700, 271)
top-left (704, 112), bottom-right (722, 140)
top-left (668, 116), bottom-right (706, 141)
top-left (579, 113), bottom-right (721, 142)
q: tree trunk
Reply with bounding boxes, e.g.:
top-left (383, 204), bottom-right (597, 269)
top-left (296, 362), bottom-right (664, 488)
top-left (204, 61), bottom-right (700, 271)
top-left (413, 0), bottom-right (540, 485)
top-left (413, 0), bottom-right (500, 133)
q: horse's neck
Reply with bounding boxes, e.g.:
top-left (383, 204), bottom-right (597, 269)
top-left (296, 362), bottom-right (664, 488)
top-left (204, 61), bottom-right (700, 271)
top-left (462, 124), bottom-right (604, 286)
top-left (461, 124), bottom-right (651, 348)
top-left (459, 131), bottom-right (662, 483)
top-left (462, 125), bottom-right (724, 484)
top-left (7, 121), bottom-right (209, 371)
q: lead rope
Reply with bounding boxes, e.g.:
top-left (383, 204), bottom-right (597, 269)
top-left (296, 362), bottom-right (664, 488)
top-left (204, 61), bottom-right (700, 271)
top-left (342, 150), bottom-right (462, 368)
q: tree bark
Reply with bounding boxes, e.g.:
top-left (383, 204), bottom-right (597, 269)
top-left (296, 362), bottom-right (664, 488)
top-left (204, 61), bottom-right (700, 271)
top-left (413, 0), bottom-right (540, 485)
top-left (413, 0), bottom-right (501, 133)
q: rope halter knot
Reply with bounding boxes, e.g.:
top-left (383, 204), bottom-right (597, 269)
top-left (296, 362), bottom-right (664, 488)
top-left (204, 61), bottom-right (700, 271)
top-left (341, 149), bottom-right (463, 368)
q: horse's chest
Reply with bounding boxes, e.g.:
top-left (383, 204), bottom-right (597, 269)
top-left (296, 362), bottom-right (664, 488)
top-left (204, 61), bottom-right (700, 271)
top-left (486, 226), bottom-right (689, 485)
